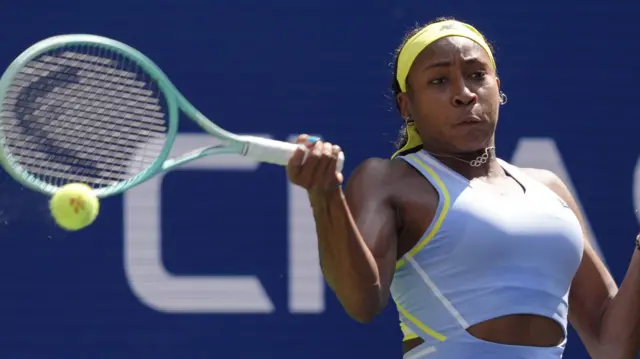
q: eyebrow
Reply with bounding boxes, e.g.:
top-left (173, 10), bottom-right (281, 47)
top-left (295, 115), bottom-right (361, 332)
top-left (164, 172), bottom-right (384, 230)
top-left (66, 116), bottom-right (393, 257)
top-left (421, 57), bottom-right (485, 71)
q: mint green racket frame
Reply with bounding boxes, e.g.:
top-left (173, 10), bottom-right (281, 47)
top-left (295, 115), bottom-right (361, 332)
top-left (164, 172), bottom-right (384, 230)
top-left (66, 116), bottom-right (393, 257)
top-left (0, 35), bottom-right (344, 198)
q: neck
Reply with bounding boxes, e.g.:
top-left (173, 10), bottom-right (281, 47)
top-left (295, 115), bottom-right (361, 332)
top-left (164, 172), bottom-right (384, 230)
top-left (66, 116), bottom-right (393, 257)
top-left (423, 146), bottom-right (505, 180)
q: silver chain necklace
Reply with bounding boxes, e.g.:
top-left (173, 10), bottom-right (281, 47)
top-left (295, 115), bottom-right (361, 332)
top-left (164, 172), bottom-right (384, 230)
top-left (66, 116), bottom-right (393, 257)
top-left (427, 146), bottom-right (495, 167)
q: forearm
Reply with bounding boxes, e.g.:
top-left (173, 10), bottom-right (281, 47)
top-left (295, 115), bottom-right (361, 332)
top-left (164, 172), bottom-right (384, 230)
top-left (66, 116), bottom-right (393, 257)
top-left (308, 189), bottom-right (382, 321)
top-left (598, 250), bottom-right (640, 358)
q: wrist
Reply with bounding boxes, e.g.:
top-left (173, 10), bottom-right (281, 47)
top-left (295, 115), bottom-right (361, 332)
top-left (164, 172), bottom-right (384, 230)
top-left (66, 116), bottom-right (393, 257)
top-left (307, 186), bottom-right (343, 200)
top-left (307, 186), bottom-right (344, 203)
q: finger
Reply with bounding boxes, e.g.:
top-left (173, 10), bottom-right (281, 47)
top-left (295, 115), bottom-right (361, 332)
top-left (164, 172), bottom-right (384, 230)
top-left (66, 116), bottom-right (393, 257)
top-left (322, 144), bottom-right (343, 187)
top-left (295, 134), bottom-right (309, 145)
top-left (298, 140), bottom-right (324, 186)
top-left (328, 144), bottom-right (342, 174)
top-left (313, 142), bottom-right (334, 188)
top-left (286, 144), bottom-right (309, 180)
top-left (301, 136), bottom-right (321, 165)
top-left (303, 136), bottom-right (320, 149)
top-left (331, 144), bottom-right (342, 162)
top-left (296, 136), bottom-right (319, 165)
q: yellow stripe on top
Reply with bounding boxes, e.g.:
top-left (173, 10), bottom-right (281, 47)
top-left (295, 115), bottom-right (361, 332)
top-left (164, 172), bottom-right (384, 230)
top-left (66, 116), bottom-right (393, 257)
top-left (397, 303), bottom-right (447, 342)
top-left (400, 322), bottom-right (419, 340)
top-left (396, 154), bottom-right (451, 269)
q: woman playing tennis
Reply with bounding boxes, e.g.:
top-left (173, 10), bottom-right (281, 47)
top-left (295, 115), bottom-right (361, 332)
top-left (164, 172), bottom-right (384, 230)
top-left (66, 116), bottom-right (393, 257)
top-left (286, 17), bottom-right (640, 359)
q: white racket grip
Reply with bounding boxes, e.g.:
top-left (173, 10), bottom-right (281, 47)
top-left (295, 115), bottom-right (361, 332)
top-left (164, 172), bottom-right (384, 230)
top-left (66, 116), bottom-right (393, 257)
top-left (242, 136), bottom-right (344, 172)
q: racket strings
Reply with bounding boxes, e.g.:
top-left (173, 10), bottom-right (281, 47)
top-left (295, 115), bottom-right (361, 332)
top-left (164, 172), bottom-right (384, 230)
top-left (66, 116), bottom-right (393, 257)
top-left (0, 45), bottom-right (169, 188)
top-left (6, 76), bottom-right (165, 122)
top-left (10, 55), bottom-right (166, 132)
top-left (3, 87), bottom-right (166, 148)
top-left (20, 57), bottom-right (160, 103)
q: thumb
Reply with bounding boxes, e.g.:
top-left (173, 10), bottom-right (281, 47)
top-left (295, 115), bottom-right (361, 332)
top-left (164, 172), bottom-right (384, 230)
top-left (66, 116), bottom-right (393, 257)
top-left (295, 134), bottom-right (309, 145)
top-left (287, 144), bottom-right (308, 178)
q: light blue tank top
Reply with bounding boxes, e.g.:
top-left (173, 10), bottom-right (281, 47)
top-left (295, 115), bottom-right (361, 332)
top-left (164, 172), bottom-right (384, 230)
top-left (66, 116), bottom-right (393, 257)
top-left (391, 150), bottom-right (584, 359)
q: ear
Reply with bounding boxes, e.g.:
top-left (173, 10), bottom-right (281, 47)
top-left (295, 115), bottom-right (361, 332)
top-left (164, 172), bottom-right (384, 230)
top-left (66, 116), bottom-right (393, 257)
top-left (496, 76), bottom-right (501, 89)
top-left (396, 92), bottom-right (411, 120)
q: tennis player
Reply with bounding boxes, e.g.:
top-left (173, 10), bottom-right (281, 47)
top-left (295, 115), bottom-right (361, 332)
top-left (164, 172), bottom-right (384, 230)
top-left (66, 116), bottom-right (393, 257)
top-left (286, 17), bottom-right (640, 359)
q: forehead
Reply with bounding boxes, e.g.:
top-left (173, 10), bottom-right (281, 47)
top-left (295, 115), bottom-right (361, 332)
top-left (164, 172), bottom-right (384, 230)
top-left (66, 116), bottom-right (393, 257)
top-left (413, 36), bottom-right (492, 67)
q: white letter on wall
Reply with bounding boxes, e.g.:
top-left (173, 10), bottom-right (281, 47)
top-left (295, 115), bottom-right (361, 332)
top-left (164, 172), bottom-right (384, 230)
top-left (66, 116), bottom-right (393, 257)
top-left (287, 134), bottom-right (324, 313)
top-left (124, 134), bottom-right (275, 313)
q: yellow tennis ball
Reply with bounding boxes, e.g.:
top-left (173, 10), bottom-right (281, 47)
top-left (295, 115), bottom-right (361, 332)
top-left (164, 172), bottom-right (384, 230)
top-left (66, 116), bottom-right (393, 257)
top-left (49, 183), bottom-right (100, 231)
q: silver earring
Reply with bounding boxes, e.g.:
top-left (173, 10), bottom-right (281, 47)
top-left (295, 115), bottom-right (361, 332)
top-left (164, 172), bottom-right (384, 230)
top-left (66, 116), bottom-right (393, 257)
top-left (499, 91), bottom-right (508, 105)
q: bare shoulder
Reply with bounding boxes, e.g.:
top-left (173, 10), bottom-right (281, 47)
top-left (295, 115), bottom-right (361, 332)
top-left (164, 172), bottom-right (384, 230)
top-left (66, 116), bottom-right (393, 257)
top-left (346, 157), bottom-right (412, 188)
top-left (519, 167), bottom-right (572, 201)
top-left (519, 167), bottom-right (561, 187)
top-left (345, 157), bottom-right (413, 201)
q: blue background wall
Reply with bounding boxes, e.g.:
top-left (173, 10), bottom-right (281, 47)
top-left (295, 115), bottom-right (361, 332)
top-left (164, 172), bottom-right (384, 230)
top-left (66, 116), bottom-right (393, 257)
top-left (0, 1), bottom-right (639, 358)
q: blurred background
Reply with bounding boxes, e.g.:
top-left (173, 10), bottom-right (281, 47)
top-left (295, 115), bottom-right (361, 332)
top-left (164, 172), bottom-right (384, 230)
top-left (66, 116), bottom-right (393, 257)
top-left (0, 0), bottom-right (638, 358)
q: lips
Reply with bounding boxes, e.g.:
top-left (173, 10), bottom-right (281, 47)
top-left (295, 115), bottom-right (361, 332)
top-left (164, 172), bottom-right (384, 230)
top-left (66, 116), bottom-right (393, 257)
top-left (456, 115), bottom-right (484, 126)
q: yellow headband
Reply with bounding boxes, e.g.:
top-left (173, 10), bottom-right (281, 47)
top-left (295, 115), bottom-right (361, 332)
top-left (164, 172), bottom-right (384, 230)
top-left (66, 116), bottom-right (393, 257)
top-left (392, 20), bottom-right (495, 159)
top-left (396, 20), bottom-right (495, 93)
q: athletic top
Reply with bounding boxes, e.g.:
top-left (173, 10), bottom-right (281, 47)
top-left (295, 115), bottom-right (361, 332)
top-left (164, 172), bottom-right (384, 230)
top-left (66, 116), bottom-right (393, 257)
top-left (391, 150), bottom-right (584, 359)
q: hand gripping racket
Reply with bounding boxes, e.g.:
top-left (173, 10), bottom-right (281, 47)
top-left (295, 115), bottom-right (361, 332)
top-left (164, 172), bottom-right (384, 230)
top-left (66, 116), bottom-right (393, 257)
top-left (0, 34), bottom-right (344, 197)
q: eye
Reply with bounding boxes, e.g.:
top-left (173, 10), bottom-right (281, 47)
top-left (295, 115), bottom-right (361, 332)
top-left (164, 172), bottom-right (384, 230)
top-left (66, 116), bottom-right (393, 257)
top-left (429, 77), bottom-right (446, 85)
top-left (471, 71), bottom-right (487, 79)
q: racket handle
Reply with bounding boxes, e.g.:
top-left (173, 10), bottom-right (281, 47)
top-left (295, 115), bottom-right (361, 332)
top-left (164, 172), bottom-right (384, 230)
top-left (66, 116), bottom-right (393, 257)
top-left (242, 136), bottom-right (345, 172)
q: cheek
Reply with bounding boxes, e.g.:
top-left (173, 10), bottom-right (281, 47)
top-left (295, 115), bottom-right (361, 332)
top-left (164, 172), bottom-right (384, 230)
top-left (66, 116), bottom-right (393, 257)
top-left (479, 81), bottom-right (499, 97)
top-left (483, 100), bottom-right (500, 120)
top-left (416, 105), bottom-right (455, 135)
top-left (415, 98), bottom-right (446, 122)
top-left (415, 91), bottom-right (449, 113)
top-left (478, 84), bottom-right (500, 112)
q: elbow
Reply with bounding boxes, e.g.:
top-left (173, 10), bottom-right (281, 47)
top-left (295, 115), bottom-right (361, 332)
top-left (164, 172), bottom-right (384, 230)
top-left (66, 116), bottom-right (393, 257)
top-left (345, 304), bottom-right (379, 323)
top-left (591, 347), bottom-right (636, 359)
top-left (345, 305), bottom-right (377, 323)
top-left (339, 294), bottom-right (385, 324)
top-left (321, 267), bottom-right (388, 323)
top-left (586, 335), bottom-right (637, 359)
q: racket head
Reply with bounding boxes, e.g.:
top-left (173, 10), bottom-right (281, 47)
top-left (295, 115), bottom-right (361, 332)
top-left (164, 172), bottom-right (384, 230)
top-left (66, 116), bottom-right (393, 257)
top-left (0, 34), bottom-right (180, 197)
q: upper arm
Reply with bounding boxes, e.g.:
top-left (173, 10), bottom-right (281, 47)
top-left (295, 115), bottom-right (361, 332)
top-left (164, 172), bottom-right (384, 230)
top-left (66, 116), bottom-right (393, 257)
top-left (344, 158), bottom-right (400, 305)
top-left (523, 168), bottom-right (617, 351)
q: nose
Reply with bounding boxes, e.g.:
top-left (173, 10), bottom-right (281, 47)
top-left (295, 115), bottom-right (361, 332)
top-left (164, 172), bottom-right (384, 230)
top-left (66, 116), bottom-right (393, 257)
top-left (452, 83), bottom-right (478, 107)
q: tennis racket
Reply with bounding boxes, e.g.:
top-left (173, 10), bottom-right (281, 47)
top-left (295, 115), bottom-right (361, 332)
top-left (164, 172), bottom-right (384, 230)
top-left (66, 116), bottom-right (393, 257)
top-left (0, 34), bottom-right (344, 198)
